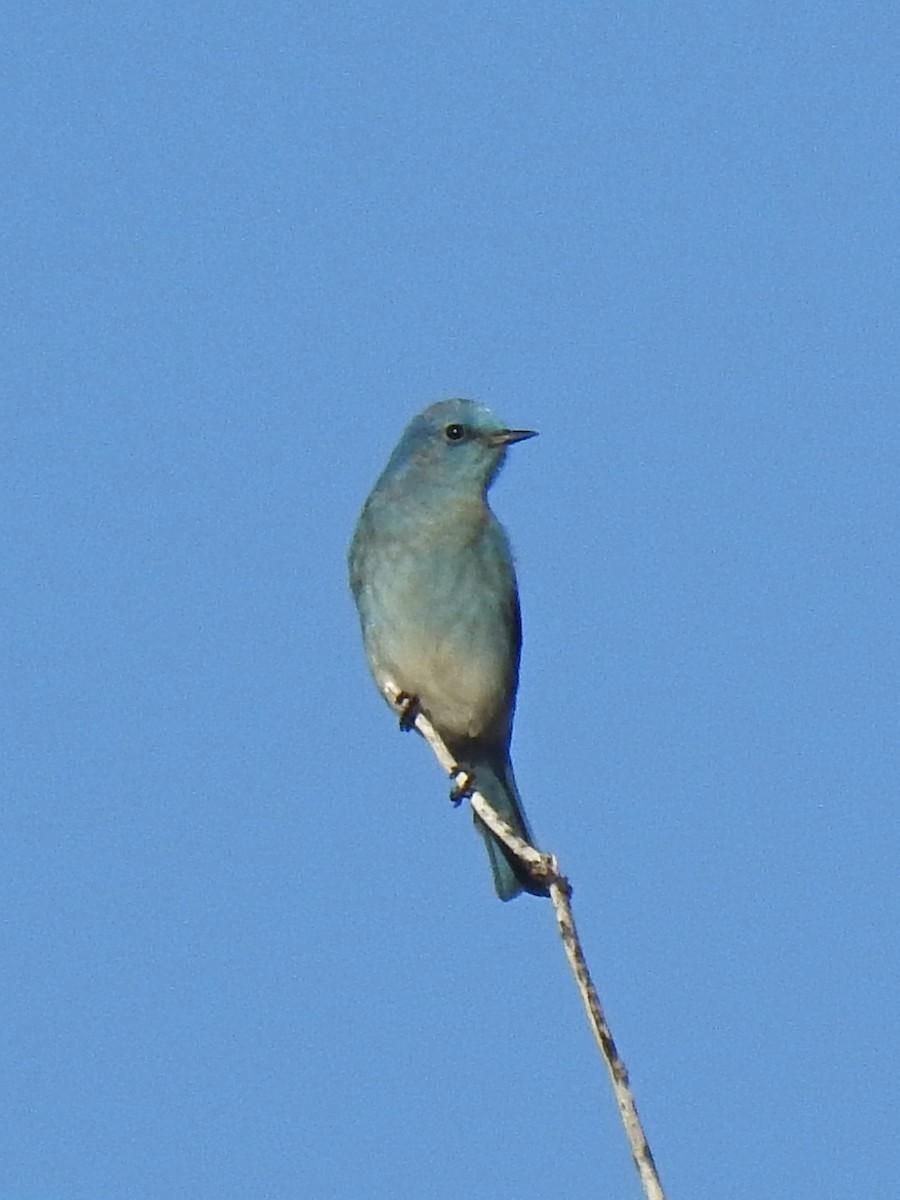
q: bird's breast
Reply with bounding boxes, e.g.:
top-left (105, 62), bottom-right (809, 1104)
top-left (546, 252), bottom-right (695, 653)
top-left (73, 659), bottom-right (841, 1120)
top-left (354, 505), bottom-right (519, 743)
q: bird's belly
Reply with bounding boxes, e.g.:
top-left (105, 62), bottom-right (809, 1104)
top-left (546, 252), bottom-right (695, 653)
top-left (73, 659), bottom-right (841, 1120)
top-left (383, 631), bottom-right (504, 739)
top-left (361, 555), bottom-right (512, 741)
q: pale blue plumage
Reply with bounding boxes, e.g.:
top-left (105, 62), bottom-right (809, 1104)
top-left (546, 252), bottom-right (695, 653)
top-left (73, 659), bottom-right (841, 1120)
top-left (349, 398), bottom-right (542, 900)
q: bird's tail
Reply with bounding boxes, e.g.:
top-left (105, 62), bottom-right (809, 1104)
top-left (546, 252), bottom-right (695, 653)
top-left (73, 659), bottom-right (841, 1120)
top-left (468, 754), bottom-right (545, 901)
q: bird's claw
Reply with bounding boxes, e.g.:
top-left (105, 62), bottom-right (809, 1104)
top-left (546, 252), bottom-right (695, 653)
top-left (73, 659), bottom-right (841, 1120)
top-left (449, 768), bottom-right (474, 806)
top-left (395, 692), bottom-right (421, 732)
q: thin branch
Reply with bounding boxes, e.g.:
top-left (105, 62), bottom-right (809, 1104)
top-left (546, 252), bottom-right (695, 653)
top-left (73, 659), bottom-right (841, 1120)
top-left (382, 680), bottom-right (667, 1200)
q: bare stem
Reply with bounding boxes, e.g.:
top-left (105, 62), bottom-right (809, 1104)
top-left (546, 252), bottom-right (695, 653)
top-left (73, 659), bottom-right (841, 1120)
top-left (382, 681), bottom-right (667, 1200)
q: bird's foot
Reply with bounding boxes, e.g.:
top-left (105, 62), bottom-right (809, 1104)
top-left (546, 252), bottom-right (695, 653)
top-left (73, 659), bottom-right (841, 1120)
top-left (395, 692), bottom-right (421, 732)
top-left (449, 768), bottom-right (475, 807)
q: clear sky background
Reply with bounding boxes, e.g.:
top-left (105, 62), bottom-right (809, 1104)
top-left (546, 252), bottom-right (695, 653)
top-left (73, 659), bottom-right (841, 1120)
top-left (3, 4), bottom-right (898, 1198)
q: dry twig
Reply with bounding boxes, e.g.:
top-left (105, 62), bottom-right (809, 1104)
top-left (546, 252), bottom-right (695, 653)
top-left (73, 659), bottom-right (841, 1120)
top-left (382, 681), bottom-right (667, 1200)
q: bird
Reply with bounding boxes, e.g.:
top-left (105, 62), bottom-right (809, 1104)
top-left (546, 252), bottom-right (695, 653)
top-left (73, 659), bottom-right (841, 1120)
top-left (348, 398), bottom-right (543, 900)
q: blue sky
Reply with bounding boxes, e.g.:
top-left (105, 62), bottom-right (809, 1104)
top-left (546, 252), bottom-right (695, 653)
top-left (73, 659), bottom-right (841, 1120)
top-left (3, 4), bottom-right (898, 1198)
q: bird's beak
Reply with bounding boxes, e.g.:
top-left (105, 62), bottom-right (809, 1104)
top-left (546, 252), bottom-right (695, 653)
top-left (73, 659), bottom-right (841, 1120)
top-left (490, 428), bottom-right (538, 446)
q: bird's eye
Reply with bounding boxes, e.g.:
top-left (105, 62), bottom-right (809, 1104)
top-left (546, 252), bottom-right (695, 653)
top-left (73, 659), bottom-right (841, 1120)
top-left (444, 423), bottom-right (466, 442)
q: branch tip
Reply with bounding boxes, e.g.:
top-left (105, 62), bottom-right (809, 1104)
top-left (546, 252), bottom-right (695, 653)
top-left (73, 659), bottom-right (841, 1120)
top-left (377, 677), bottom-right (666, 1200)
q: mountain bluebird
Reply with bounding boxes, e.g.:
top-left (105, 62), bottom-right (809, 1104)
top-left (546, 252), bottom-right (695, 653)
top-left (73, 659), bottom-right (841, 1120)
top-left (349, 398), bottom-right (543, 900)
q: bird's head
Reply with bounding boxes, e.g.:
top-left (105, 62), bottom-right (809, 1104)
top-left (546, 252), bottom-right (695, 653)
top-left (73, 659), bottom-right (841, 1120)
top-left (382, 398), bottom-right (537, 496)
